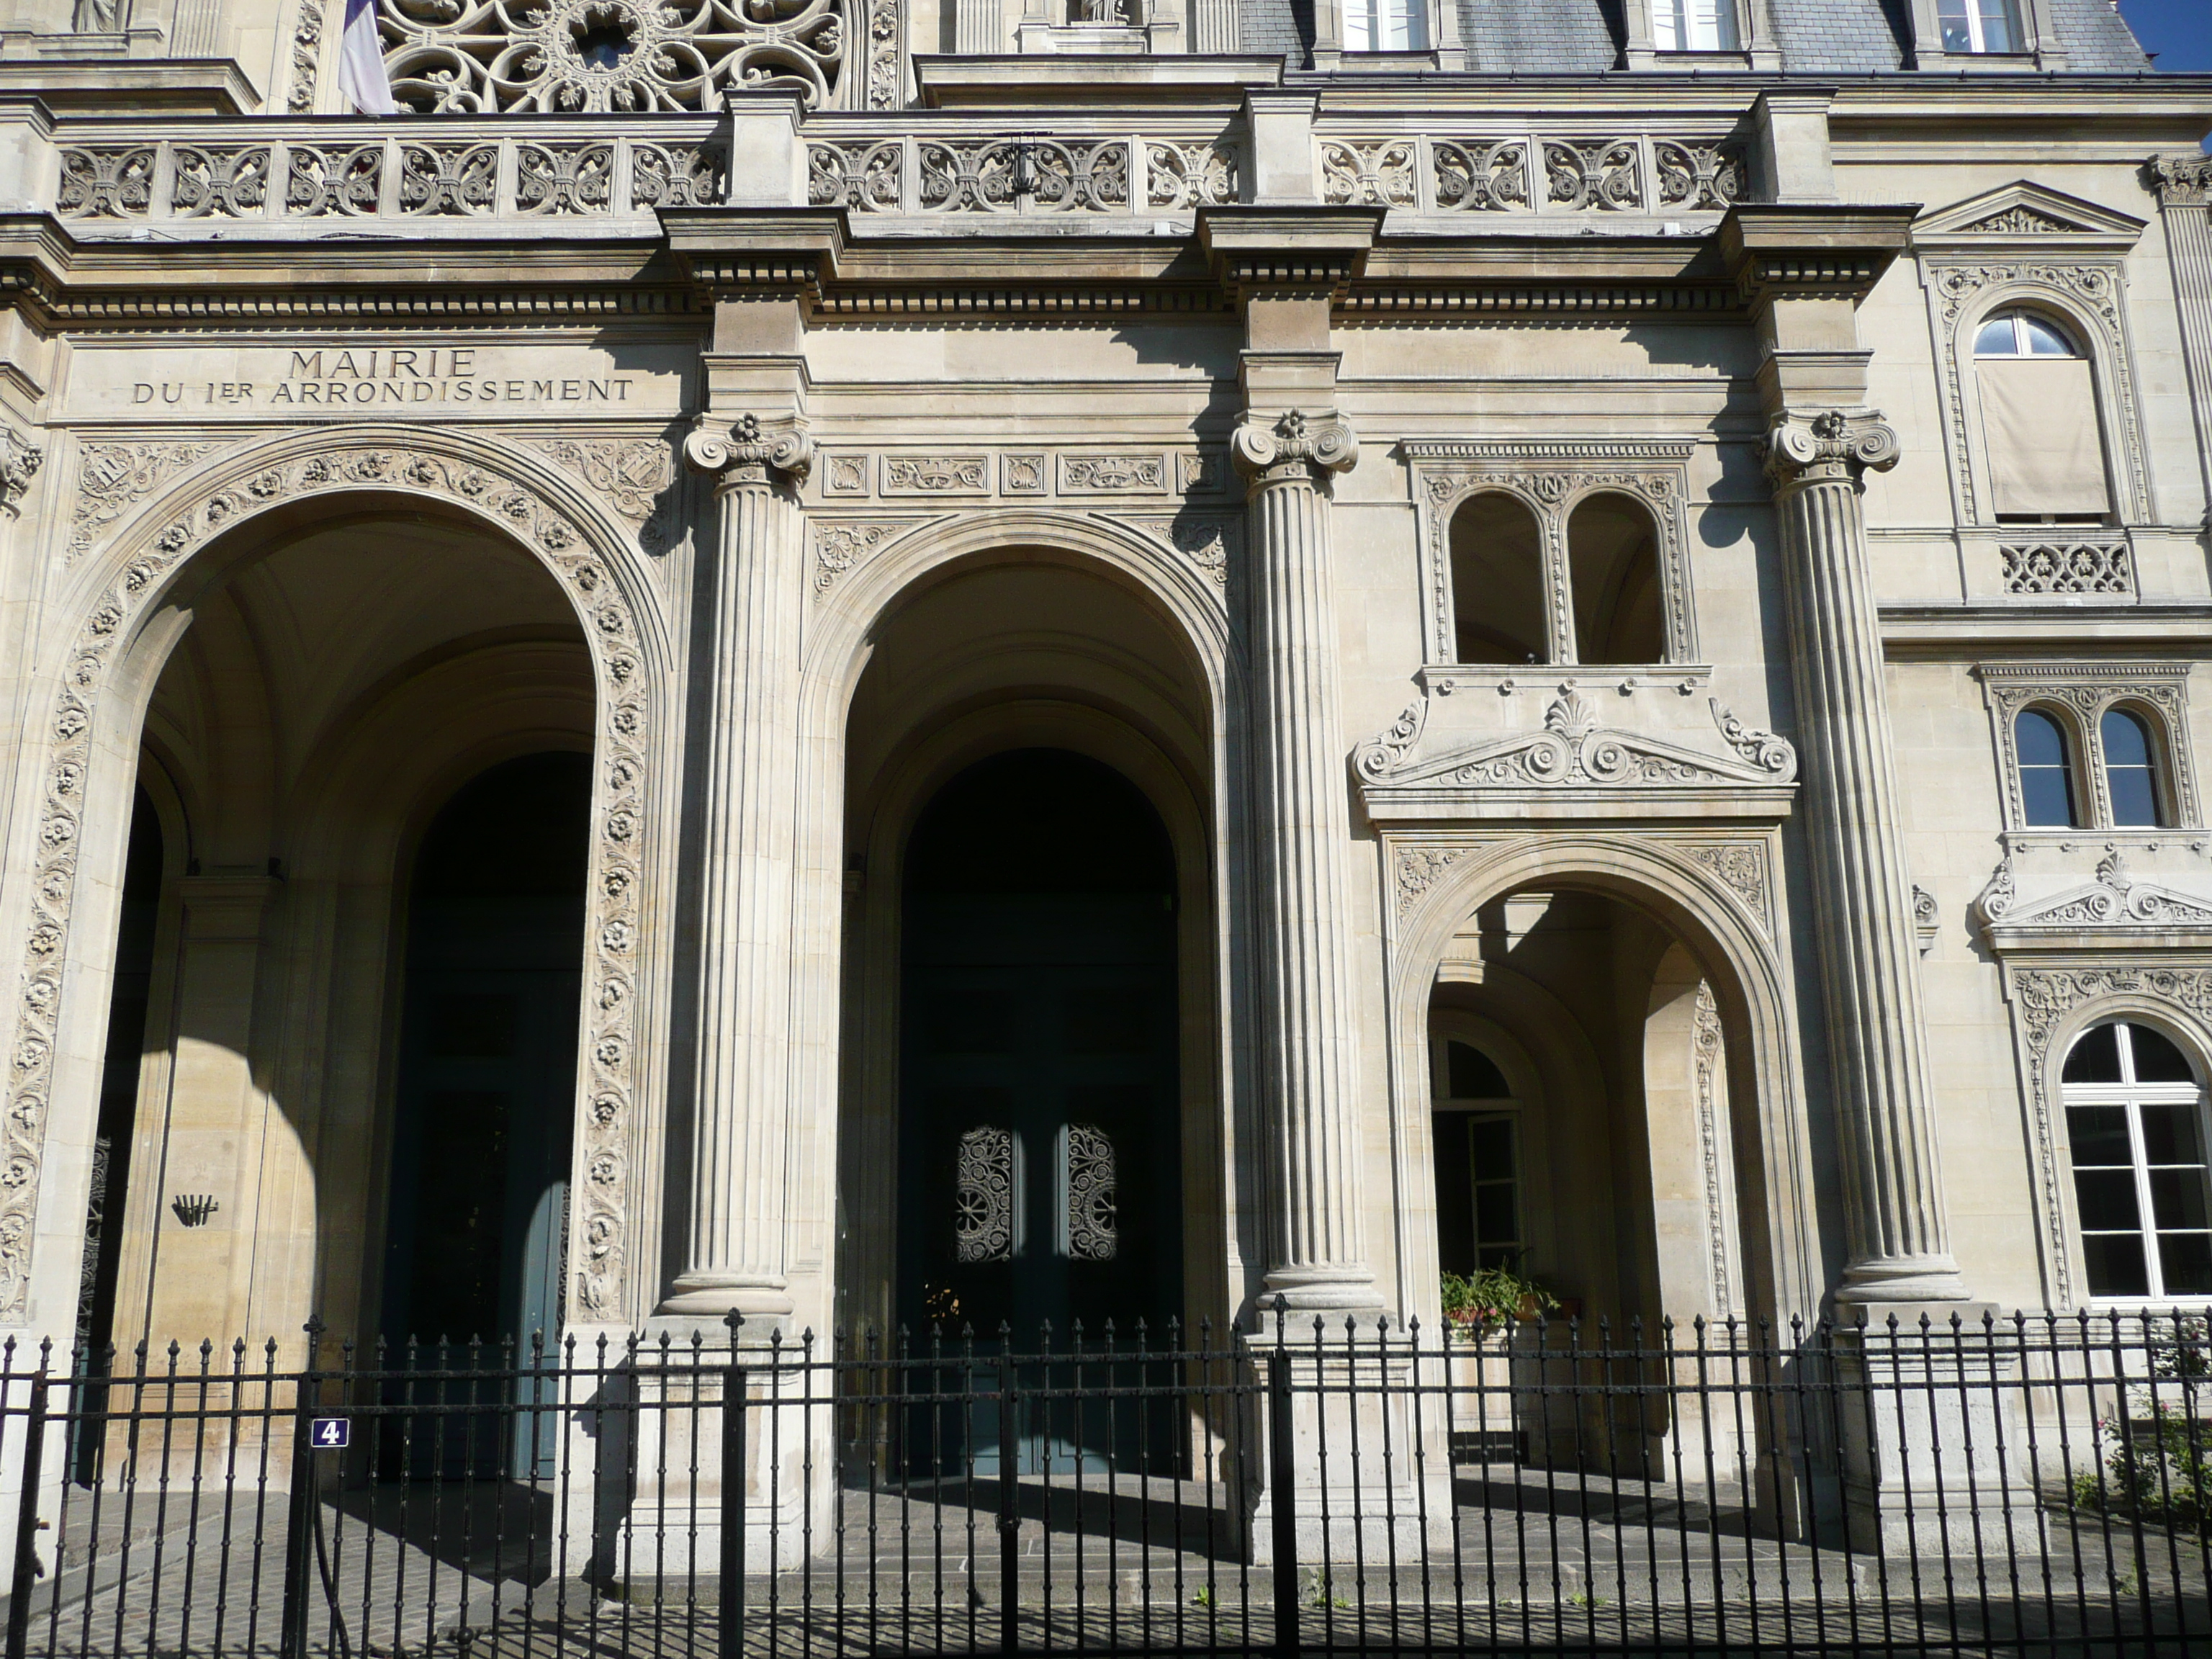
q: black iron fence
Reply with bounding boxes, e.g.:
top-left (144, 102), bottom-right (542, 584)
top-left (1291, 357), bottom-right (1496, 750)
top-left (0, 1310), bottom-right (2204, 1655)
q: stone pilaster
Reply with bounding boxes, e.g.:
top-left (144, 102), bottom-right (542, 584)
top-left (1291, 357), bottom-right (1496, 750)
top-left (1764, 410), bottom-right (1967, 1305)
top-left (1233, 408), bottom-right (1382, 1316)
top-left (2153, 154), bottom-right (2212, 519)
top-left (662, 413), bottom-right (812, 1325)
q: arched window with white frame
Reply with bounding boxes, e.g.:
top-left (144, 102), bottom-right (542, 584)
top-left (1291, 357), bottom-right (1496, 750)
top-left (1973, 306), bottom-right (2111, 523)
top-left (2062, 1021), bottom-right (2212, 1302)
top-left (1343, 0), bottom-right (1424, 51)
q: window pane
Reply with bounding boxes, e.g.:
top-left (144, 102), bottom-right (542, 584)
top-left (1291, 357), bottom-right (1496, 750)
top-left (2015, 711), bottom-right (2076, 827)
top-left (2072, 1169), bottom-right (2142, 1232)
top-left (2150, 1168), bottom-right (2211, 1231)
top-left (1449, 1042), bottom-right (1511, 1100)
top-left (2065, 1025), bottom-right (2123, 1084)
top-left (2128, 1025), bottom-right (2196, 1087)
top-left (2082, 1233), bottom-right (2152, 1298)
top-left (1974, 316), bottom-right (2018, 356)
top-left (2139, 1100), bottom-right (2206, 1165)
top-left (2021, 315), bottom-right (2070, 356)
top-left (2102, 711), bottom-right (2162, 828)
top-left (1468, 1115), bottom-right (1514, 1177)
top-left (1976, 0), bottom-right (2017, 53)
top-left (2067, 1102), bottom-right (2133, 1163)
top-left (2158, 1232), bottom-right (2212, 1296)
top-left (1474, 1182), bottom-right (1520, 1247)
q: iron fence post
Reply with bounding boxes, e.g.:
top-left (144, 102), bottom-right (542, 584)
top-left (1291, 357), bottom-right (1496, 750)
top-left (279, 1327), bottom-right (321, 1659)
top-left (998, 1350), bottom-right (1018, 1655)
top-left (5, 1372), bottom-right (48, 1659)
top-left (722, 1313), bottom-right (747, 1659)
top-left (1270, 1347), bottom-right (1297, 1659)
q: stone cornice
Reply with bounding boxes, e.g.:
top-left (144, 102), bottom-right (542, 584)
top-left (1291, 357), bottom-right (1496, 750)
top-left (659, 207), bottom-right (848, 297)
top-left (1195, 204), bottom-right (1382, 297)
top-left (1719, 202), bottom-right (1918, 304)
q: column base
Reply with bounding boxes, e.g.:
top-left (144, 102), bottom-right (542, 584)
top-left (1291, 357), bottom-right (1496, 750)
top-left (1833, 1303), bottom-right (2041, 1558)
top-left (1258, 1267), bottom-right (1388, 1321)
top-left (659, 1272), bottom-right (796, 1326)
top-left (1834, 1254), bottom-right (1972, 1304)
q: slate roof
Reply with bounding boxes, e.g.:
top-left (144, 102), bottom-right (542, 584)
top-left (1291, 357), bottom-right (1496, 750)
top-left (1238, 0), bottom-right (2152, 73)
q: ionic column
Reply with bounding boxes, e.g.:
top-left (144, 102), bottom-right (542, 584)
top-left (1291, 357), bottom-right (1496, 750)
top-left (2153, 154), bottom-right (2212, 518)
top-left (1766, 410), bottom-right (1967, 1305)
top-left (1234, 409), bottom-right (1382, 1315)
top-left (662, 413), bottom-right (811, 1323)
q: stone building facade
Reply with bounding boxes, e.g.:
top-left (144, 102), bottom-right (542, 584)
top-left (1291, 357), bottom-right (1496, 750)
top-left (0, 0), bottom-right (2208, 1416)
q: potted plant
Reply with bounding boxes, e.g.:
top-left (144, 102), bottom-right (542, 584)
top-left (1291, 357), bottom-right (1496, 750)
top-left (1440, 1264), bottom-right (1558, 1334)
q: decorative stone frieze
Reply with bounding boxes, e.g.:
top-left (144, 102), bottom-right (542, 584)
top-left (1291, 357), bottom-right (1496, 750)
top-left (1125, 516), bottom-right (1237, 587)
top-left (536, 436), bottom-right (680, 552)
top-left (287, 0), bottom-right (323, 113)
top-left (1693, 842), bottom-right (1773, 937)
top-left (1977, 848), bottom-right (2212, 940)
top-left (1999, 538), bottom-right (2132, 597)
top-left (811, 518), bottom-right (914, 593)
top-left (1691, 981), bottom-right (1737, 1317)
top-left (2, 435), bottom-right (656, 1325)
top-left (0, 427), bottom-right (42, 519)
top-left (1401, 438), bottom-right (1698, 666)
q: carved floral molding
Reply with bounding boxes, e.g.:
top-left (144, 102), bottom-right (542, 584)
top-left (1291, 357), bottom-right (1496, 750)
top-left (4, 437), bottom-right (653, 1324)
top-left (1, 428), bottom-right (42, 520)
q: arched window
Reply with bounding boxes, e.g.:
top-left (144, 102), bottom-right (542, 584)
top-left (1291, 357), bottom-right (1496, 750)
top-left (2062, 1021), bottom-right (2212, 1300)
top-left (1974, 307), bottom-right (2109, 521)
top-left (1566, 493), bottom-right (1665, 666)
top-left (1431, 1036), bottom-right (1521, 1273)
top-left (1653, 0), bottom-right (1737, 51)
top-left (1938, 0), bottom-right (2020, 54)
top-left (1449, 493), bottom-right (1547, 665)
top-left (2101, 708), bottom-right (2164, 829)
top-left (1344, 0), bottom-right (1424, 50)
top-left (2015, 708), bottom-right (2078, 828)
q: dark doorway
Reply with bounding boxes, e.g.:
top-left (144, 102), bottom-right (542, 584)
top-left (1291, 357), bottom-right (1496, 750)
top-left (898, 750), bottom-right (1182, 1473)
top-left (383, 752), bottom-right (588, 1359)
top-left (72, 788), bottom-right (163, 1483)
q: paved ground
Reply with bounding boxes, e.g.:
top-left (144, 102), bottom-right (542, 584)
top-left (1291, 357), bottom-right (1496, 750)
top-left (3, 1464), bottom-right (2205, 1655)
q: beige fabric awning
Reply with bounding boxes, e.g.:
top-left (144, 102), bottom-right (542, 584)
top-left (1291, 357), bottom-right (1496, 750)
top-left (1979, 356), bottom-right (2110, 517)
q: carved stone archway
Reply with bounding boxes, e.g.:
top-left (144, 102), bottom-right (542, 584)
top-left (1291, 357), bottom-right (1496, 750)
top-left (5, 429), bottom-right (673, 1331)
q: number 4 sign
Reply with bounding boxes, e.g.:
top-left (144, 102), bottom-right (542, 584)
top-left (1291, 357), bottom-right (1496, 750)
top-left (309, 1416), bottom-right (350, 1449)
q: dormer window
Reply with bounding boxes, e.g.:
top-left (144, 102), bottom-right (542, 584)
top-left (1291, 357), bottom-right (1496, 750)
top-left (1653, 0), bottom-right (1738, 52)
top-left (1344, 0), bottom-right (1425, 50)
top-left (1938, 0), bottom-right (2020, 54)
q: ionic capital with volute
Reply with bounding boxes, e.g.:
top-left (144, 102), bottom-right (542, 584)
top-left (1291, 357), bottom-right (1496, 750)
top-left (1761, 408), bottom-right (1899, 493)
top-left (683, 412), bottom-right (813, 495)
top-left (1232, 409), bottom-right (1359, 494)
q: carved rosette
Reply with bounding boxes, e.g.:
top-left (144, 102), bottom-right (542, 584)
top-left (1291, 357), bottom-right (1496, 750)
top-left (685, 412), bottom-right (814, 498)
top-left (1231, 410), bottom-right (1359, 495)
top-left (1761, 409), bottom-right (1901, 493)
top-left (1, 438), bottom-right (652, 1325)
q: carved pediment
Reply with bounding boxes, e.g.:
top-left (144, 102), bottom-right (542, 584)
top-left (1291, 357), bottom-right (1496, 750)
top-left (1914, 182), bottom-right (2146, 248)
top-left (1355, 688), bottom-right (1797, 801)
top-left (1977, 848), bottom-right (2212, 943)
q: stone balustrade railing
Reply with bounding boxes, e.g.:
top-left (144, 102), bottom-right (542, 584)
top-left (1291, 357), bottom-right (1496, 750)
top-left (39, 114), bottom-right (1750, 228)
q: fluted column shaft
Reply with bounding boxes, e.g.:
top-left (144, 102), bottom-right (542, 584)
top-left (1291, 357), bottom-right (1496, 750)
top-left (1768, 411), bottom-right (1966, 1304)
top-left (665, 416), bottom-right (811, 1321)
top-left (2154, 156), bottom-right (2212, 515)
top-left (1236, 410), bottom-right (1380, 1313)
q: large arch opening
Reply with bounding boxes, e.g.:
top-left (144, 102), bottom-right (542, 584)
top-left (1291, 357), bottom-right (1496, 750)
top-left (81, 503), bottom-right (596, 1361)
top-left (836, 550), bottom-right (1223, 1364)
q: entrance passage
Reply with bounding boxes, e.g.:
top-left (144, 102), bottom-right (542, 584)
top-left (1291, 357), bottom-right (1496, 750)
top-left (899, 750), bottom-right (1182, 1468)
top-left (382, 752), bottom-right (588, 1355)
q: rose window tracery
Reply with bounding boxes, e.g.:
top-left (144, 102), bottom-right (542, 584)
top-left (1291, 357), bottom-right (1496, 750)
top-left (380, 0), bottom-right (845, 113)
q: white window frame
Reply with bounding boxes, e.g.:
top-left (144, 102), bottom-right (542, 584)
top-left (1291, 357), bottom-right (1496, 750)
top-left (1429, 1034), bottom-right (1525, 1274)
top-left (1650, 0), bottom-right (1738, 53)
top-left (1936, 0), bottom-right (2022, 55)
top-left (2062, 1022), bottom-right (2212, 1305)
top-left (1341, 0), bottom-right (1426, 53)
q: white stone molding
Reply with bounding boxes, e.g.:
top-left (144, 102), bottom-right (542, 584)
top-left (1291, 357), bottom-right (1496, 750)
top-left (1691, 980), bottom-right (1743, 1318)
top-left (1400, 437), bottom-right (1699, 669)
top-left (811, 517), bottom-right (929, 594)
top-left (1377, 827), bottom-right (1820, 1321)
top-left (864, 0), bottom-right (901, 109)
top-left (1124, 515), bottom-right (1239, 588)
top-left (534, 435), bottom-right (681, 554)
top-left (818, 447), bottom-right (1229, 501)
top-left (1979, 847), bottom-right (2212, 946)
top-left (1976, 662), bottom-right (2199, 834)
top-left (1912, 884), bottom-right (1939, 956)
top-left (68, 441), bottom-right (222, 559)
top-left (284, 0), bottom-right (325, 114)
top-left (1912, 184), bottom-right (2151, 529)
top-left (1, 428), bottom-right (666, 1328)
top-left (1765, 402), bottom-right (1968, 1305)
top-left (379, 0), bottom-right (848, 114)
top-left (2002, 962), bottom-right (2212, 1308)
top-left (0, 426), bottom-right (42, 520)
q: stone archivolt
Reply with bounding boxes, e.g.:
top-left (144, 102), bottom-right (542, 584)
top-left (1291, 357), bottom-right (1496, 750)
top-left (1, 434), bottom-right (654, 1325)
